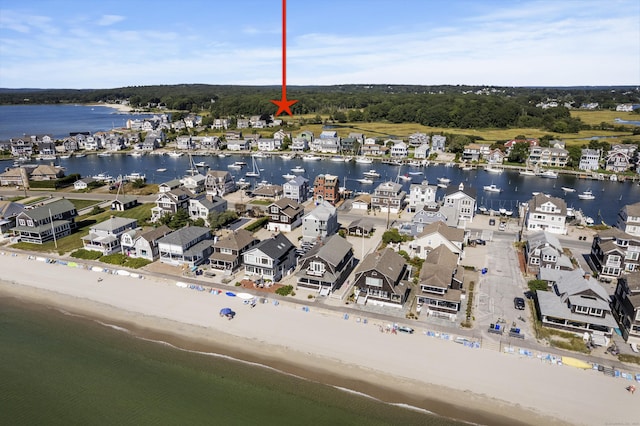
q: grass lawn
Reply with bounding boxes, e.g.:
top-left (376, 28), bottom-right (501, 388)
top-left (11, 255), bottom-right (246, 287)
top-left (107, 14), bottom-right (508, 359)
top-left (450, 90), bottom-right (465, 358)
top-left (13, 203), bottom-right (153, 255)
top-left (67, 198), bottom-right (102, 211)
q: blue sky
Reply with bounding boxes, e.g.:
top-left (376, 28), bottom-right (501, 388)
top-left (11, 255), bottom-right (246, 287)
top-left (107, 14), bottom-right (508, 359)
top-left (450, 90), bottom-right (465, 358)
top-left (1, 0), bottom-right (638, 89)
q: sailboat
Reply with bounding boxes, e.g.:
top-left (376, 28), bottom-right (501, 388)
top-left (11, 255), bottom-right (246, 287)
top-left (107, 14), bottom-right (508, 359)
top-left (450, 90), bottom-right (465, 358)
top-left (246, 156), bottom-right (261, 177)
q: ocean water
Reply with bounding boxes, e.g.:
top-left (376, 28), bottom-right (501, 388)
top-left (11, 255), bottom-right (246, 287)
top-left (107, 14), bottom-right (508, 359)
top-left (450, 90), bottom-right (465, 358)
top-left (0, 104), bottom-right (155, 140)
top-left (0, 296), bottom-right (465, 426)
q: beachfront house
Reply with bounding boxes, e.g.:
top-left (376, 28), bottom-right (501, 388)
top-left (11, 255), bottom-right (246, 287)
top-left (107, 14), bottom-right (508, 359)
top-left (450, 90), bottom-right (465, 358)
top-left (371, 181), bottom-right (406, 214)
top-left (204, 170), bottom-right (236, 197)
top-left (313, 174), bottom-right (341, 206)
top-left (408, 181), bottom-right (437, 212)
top-left (615, 201), bottom-right (640, 238)
top-left (188, 194), bottom-right (227, 226)
top-left (266, 197), bottom-right (304, 233)
top-left (295, 235), bottom-right (355, 295)
top-left (535, 268), bottom-right (618, 339)
top-left (243, 233), bottom-right (296, 283)
top-left (416, 245), bottom-right (465, 321)
top-left (120, 225), bottom-right (172, 261)
top-left (157, 226), bottom-right (214, 267)
top-left (352, 248), bottom-right (410, 307)
top-left (151, 187), bottom-right (193, 222)
top-left (81, 217), bottom-right (138, 255)
top-left (610, 272), bottom-right (640, 346)
top-left (282, 176), bottom-right (309, 204)
top-left (111, 195), bottom-right (138, 211)
top-left (301, 201), bottom-right (339, 243)
top-left (208, 229), bottom-right (259, 272)
top-left (525, 194), bottom-right (568, 235)
top-left (11, 199), bottom-right (78, 244)
top-left (0, 200), bottom-right (25, 234)
top-left (439, 183), bottom-right (476, 226)
top-left (405, 221), bottom-right (465, 260)
top-left (590, 227), bottom-right (640, 278)
top-left (390, 141), bottom-right (408, 158)
top-left (525, 230), bottom-right (574, 274)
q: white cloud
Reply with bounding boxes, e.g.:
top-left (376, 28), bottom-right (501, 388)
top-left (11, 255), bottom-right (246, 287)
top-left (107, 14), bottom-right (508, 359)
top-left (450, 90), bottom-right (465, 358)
top-left (97, 14), bottom-right (125, 26)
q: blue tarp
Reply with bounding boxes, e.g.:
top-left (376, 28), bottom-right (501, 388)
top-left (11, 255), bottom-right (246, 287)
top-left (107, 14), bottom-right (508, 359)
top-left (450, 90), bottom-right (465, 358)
top-left (225, 291), bottom-right (236, 297)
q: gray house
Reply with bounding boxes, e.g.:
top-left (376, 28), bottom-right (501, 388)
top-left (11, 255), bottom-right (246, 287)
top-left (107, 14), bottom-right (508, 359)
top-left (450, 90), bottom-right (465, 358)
top-left (301, 201), bottom-right (339, 243)
top-left (243, 233), bottom-right (296, 282)
top-left (81, 217), bottom-right (138, 255)
top-left (353, 248), bottom-right (410, 307)
top-left (157, 226), bottom-right (214, 267)
top-left (11, 199), bottom-right (78, 244)
top-left (283, 176), bottom-right (309, 204)
top-left (121, 225), bottom-right (172, 261)
top-left (296, 235), bottom-right (355, 295)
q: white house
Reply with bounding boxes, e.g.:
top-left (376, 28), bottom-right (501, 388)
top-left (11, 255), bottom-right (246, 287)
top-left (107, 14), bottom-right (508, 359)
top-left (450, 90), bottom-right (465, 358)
top-left (390, 141), bottom-right (408, 158)
top-left (413, 144), bottom-right (430, 159)
top-left (525, 194), bottom-right (567, 235)
top-left (615, 202), bottom-right (640, 237)
top-left (81, 217), bottom-right (138, 255)
top-left (405, 221), bottom-right (465, 260)
top-left (408, 181), bottom-right (437, 212)
top-left (301, 201), bottom-right (339, 243)
top-left (579, 149), bottom-right (601, 171)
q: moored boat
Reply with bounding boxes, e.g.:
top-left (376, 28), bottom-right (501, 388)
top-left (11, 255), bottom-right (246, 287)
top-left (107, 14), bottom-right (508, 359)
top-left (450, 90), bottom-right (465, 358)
top-left (356, 178), bottom-right (373, 184)
top-left (291, 166), bottom-right (305, 173)
top-left (537, 170), bottom-right (558, 179)
top-left (363, 170), bottom-right (380, 178)
top-left (578, 190), bottom-right (595, 200)
top-left (483, 184), bottom-right (502, 193)
top-left (561, 186), bottom-right (576, 192)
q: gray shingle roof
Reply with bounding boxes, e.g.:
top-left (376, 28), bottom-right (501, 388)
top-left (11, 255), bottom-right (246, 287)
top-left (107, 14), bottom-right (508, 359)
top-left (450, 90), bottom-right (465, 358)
top-left (301, 234), bottom-right (352, 267)
top-left (254, 233), bottom-right (294, 260)
top-left (25, 199), bottom-right (76, 222)
top-left (158, 226), bottom-right (211, 247)
top-left (357, 247), bottom-right (405, 283)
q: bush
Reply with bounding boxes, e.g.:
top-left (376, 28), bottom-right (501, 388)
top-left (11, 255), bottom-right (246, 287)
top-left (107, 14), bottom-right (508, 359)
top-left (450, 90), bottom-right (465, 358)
top-left (528, 279), bottom-right (548, 292)
top-left (90, 206), bottom-right (105, 215)
top-left (123, 257), bottom-right (152, 269)
top-left (100, 253), bottom-right (128, 266)
top-left (246, 216), bottom-right (269, 232)
top-left (275, 285), bottom-right (294, 296)
top-left (70, 249), bottom-right (102, 260)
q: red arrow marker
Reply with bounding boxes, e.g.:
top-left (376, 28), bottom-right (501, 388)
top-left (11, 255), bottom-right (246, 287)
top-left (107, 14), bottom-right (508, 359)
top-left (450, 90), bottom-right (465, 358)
top-left (271, 0), bottom-right (298, 116)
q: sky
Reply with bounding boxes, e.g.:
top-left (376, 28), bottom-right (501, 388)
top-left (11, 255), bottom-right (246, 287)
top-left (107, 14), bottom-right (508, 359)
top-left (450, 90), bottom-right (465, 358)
top-left (0, 0), bottom-right (638, 89)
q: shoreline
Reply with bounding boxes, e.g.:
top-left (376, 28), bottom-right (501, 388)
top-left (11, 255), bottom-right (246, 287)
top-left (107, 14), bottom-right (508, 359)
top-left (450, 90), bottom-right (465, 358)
top-left (1, 253), bottom-right (637, 425)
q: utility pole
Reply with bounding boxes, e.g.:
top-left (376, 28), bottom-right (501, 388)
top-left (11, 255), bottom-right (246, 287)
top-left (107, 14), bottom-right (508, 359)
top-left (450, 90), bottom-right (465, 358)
top-left (386, 198), bottom-right (391, 230)
top-left (49, 208), bottom-right (58, 249)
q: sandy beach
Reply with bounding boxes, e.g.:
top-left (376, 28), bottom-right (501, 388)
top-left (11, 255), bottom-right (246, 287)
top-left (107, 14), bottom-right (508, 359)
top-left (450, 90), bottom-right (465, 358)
top-left (87, 102), bottom-right (134, 113)
top-left (1, 252), bottom-right (637, 425)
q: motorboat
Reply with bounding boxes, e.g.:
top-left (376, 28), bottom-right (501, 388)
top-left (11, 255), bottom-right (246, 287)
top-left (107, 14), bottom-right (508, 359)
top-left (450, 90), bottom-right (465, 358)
top-left (218, 153), bottom-right (227, 158)
top-left (128, 151), bottom-right (144, 157)
top-left (408, 171), bottom-right (423, 175)
top-left (478, 206), bottom-right (488, 214)
top-left (280, 153), bottom-right (294, 160)
top-left (167, 151), bottom-right (183, 158)
top-left (97, 151), bottom-right (113, 157)
top-left (408, 160), bottom-right (424, 167)
top-left (92, 173), bottom-right (114, 182)
top-left (499, 208), bottom-right (513, 216)
top-left (485, 166), bottom-right (503, 173)
top-left (355, 156), bottom-right (373, 164)
top-left (252, 151), bottom-right (268, 158)
top-left (483, 184), bottom-right (502, 193)
top-left (356, 178), bottom-right (373, 184)
top-left (330, 156), bottom-right (345, 162)
top-left (195, 161), bottom-right (207, 167)
top-left (124, 172), bottom-right (146, 181)
top-left (74, 153), bottom-right (86, 158)
top-left (58, 154), bottom-right (72, 159)
top-left (282, 173), bottom-right (296, 180)
top-left (437, 183), bottom-right (448, 188)
top-left (537, 170), bottom-right (558, 179)
top-left (584, 216), bottom-right (595, 225)
top-left (228, 161), bottom-right (245, 170)
top-left (398, 174), bottom-right (412, 182)
top-left (156, 168), bottom-right (167, 172)
top-left (302, 154), bottom-right (321, 161)
top-left (291, 166), bottom-right (305, 173)
top-left (437, 177), bottom-right (451, 184)
top-left (363, 170), bottom-right (380, 178)
top-left (561, 186), bottom-right (576, 192)
top-left (578, 190), bottom-right (595, 200)
top-left (519, 170), bottom-right (536, 176)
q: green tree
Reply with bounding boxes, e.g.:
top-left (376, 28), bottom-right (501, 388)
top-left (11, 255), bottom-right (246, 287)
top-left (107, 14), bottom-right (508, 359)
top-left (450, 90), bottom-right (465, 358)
top-left (381, 228), bottom-right (405, 244)
top-left (508, 142), bottom-right (530, 163)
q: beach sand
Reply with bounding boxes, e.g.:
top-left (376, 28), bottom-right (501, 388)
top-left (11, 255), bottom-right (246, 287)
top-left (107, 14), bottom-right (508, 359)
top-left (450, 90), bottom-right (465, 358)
top-left (1, 252), bottom-right (637, 425)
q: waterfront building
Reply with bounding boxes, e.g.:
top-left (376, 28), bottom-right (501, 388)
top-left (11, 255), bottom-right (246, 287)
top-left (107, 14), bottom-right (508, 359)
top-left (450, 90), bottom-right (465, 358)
top-left (525, 194), bottom-right (567, 235)
top-left (590, 227), bottom-right (640, 277)
top-left (266, 197), bottom-right (304, 233)
top-left (352, 247), bottom-right (410, 307)
top-left (408, 180), bottom-right (437, 212)
top-left (416, 245), bottom-right (465, 321)
top-left (243, 233), bottom-right (296, 282)
top-left (389, 141), bottom-right (408, 158)
top-left (301, 201), bottom-right (339, 243)
top-left (157, 226), bottom-right (214, 267)
top-left (615, 201), bottom-right (640, 237)
top-left (413, 144), bottom-right (430, 159)
top-left (313, 174), bottom-right (341, 206)
top-left (11, 199), bottom-right (78, 244)
top-left (579, 148), bottom-right (601, 171)
top-left (81, 217), bottom-right (138, 255)
top-left (208, 229), bottom-right (259, 272)
top-left (295, 234), bottom-right (355, 295)
top-left (120, 224), bottom-right (172, 262)
top-left (605, 144), bottom-right (637, 172)
top-left (526, 146), bottom-right (569, 168)
top-left (611, 272), bottom-right (640, 345)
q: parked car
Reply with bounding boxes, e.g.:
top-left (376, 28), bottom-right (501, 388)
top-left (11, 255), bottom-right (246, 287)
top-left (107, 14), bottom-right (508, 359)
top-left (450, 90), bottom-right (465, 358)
top-left (499, 222), bottom-right (506, 231)
top-left (514, 297), bottom-right (525, 310)
top-left (397, 325), bottom-right (414, 334)
top-left (474, 238), bottom-right (486, 245)
top-left (489, 218), bottom-right (496, 226)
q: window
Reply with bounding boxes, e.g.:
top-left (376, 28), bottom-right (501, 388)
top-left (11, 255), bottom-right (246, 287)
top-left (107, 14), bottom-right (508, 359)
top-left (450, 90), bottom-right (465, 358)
top-left (19, 219), bottom-right (25, 226)
top-left (365, 276), bottom-right (383, 287)
top-left (271, 206), bottom-right (278, 213)
top-left (575, 305), bottom-right (589, 314)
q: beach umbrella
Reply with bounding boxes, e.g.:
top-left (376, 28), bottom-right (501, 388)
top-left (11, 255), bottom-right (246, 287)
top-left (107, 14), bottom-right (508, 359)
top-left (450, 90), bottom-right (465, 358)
top-left (225, 291), bottom-right (236, 297)
top-left (220, 308), bottom-right (233, 316)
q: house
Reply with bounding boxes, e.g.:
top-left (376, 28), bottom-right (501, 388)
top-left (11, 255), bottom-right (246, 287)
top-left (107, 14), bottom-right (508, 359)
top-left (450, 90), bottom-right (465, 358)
top-left (352, 248), bottom-right (410, 307)
top-left (290, 137), bottom-right (309, 152)
top-left (74, 177), bottom-right (97, 190)
top-left (120, 225), bottom-right (172, 261)
top-left (296, 235), bottom-right (355, 295)
top-left (346, 218), bottom-right (374, 237)
top-left (610, 272), bottom-right (640, 345)
top-left (408, 180), bottom-right (437, 212)
top-left (111, 195), bottom-right (138, 211)
top-left (10, 138), bottom-right (34, 158)
top-left (266, 197), bottom-right (304, 232)
top-left (208, 229), bottom-right (259, 272)
top-left (525, 194), bottom-right (567, 235)
top-left (257, 138), bottom-right (280, 152)
top-left (204, 170), bottom-right (236, 197)
top-left (527, 146), bottom-right (569, 168)
top-left (486, 148), bottom-right (506, 164)
top-left (310, 137), bottom-right (340, 154)
top-left (212, 118), bottom-right (230, 130)
top-left (0, 200), bottom-right (25, 234)
top-left (431, 135), bottom-right (446, 153)
top-left (439, 183), bottom-right (476, 226)
top-left (351, 194), bottom-right (371, 210)
top-left (416, 245), bottom-right (465, 320)
top-left (30, 164), bottom-right (64, 181)
top-left (590, 227), bottom-right (640, 277)
top-left (11, 199), bottom-right (78, 244)
top-left (615, 202), bottom-right (640, 237)
top-left (151, 187), bottom-right (192, 222)
top-left (605, 144), bottom-right (637, 172)
top-left (348, 132), bottom-right (365, 144)
top-left (251, 184), bottom-right (283, 201)
top-left (408, 132), bottom-right (428, 147)
top-left (227, 139), bottom-right (250, 151)
top-left (340, 137), bottom-right (356, 152)
top-left (405, 221), bottom-right (465, 260)
top-left (188, 194), bottom-right (227, 225)
top-left (157, 226), bottom-right (214, 267)
top-left (273, 129), bottom-right (290, 141)
top-left (225, 131), bottom-right (242, 140)
top-left (0, 167), bottom-right (29, 187)
top-left (320, 130), bottom-right (338, 139)
top-left (180, 173), bottom-right (206, 194)
top-left (525, 230), bottom-right (574, 273)
top-left (313, 174), bottom-right (341, 205)
top-left (536, 268), bottom-right (618, 337)
top-left (301, 201), bottom-right (339, 243)
top-left (361, 143), bottom-right (388, 157)
top-left (282, 176), bottom-right (309, 204)
top-left (371, 181), bottom-right (406, 213)
top-left (579, 149), bottom-right (601, 171)
top-left (243, 233), bottom-right (296, 282)
top-left (81, 217), bottom-right (138, 255)
top-left (158, 179), bottom-right (182, 193)
top-left (462, 144), bottom-right (482, 162)
top-left (176, 136), bottom-right (195, 150)
top-left (405, 207), bottom-right (448, 236)
top-left (413, 144), bottom-right (430, 159)
top-left (390, 141), bottom-right (408, 158)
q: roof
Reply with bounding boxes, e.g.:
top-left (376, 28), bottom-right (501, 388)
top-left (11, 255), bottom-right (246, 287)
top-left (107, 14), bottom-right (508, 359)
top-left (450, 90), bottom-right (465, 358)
top-left (0, 200), bottom-right (25, 219)
top-left (158, 226), bottom-right (211, 247)
top-left (529, 193), bottom-right (567, 215)
top-left (113, 195), bottom-right (137, 204)
top-left (417, 221), bottom-right (465, 243)
top-left (300, 234), bottom-right (352, 268)
top-left (352, 194), bottom-right (371, 204)
top-left (347, 218), bottom-right (374, 232)
top-left (444, 183), bottom-right (476, 199)
top-left (537, 290), bottom-right (617, 329)
top-left (419, 245), bottom-right (458, 287)
top-left (284, 175), bottom-right (308, 186)
top-left (527, 230), bottom-right (562, 252)
top-left (92, 217), bottom-right (137, 232)
top-left (307, 201), bottom-right (336, 221)
top-left (21, 199), bottom-right (76, 222)
top-left (357, 247), bottom-right (405, 283)
top-left (214, 229), bottom-right (256, 250)
top-left (140, 224), bottom-right (172, 242)
top-left (271, 197), bottom-right (303, 217)
top-left (252, 184), bottom-right (283, 197)
top-left (624, 202), bottom-right (640, 218)
top-left (253, 233), bottom-right (295, 260)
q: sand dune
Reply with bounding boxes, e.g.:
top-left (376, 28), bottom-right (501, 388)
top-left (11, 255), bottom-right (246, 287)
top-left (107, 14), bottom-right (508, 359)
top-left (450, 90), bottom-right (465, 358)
top-left (1, 252), bottom-right (637, 425)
